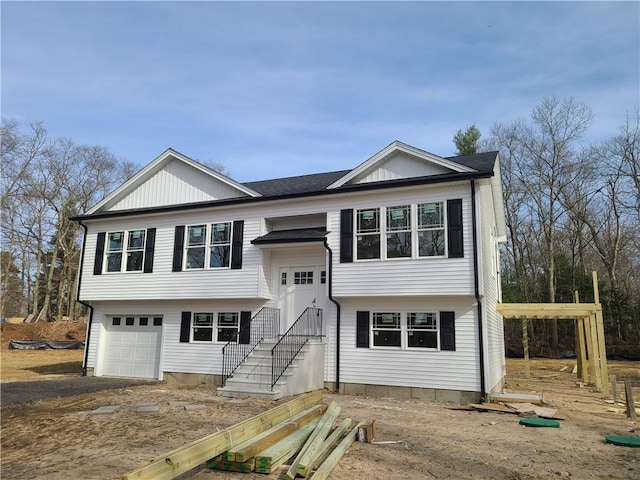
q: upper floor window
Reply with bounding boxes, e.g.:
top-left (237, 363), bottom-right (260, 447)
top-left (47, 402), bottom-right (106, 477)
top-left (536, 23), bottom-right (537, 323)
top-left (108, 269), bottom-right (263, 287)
top-left (356, 208), bottom-right (380, 260)
top-left (386, 205), bottom-right (411, 258)
top-left (417, 202), bottom-right (445, 257)
top-left (106, 229), bottom-right (146, 272)
top-left (354, 202), bottom-right (448, 261)
top-left (185, 222), bottom-right (232, 269)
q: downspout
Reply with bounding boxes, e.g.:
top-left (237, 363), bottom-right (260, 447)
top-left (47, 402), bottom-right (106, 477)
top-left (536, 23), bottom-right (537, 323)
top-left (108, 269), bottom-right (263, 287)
top-left (323, 240), bottom-right (341, 393)
top-left (76, 221), bottom-right (94, 376)
top-left (471, 180), bottom-right (486, 401)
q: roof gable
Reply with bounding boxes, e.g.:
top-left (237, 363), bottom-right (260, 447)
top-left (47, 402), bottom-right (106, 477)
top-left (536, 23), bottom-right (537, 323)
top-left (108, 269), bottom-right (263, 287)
top-left (327, 141), bottom-right (476, 189)
top-left (86, 149), bottom-right (260, 214)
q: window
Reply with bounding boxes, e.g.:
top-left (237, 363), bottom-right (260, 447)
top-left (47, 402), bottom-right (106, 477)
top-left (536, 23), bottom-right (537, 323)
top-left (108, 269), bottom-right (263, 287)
top-left (217, 312), bottom-right (239, 342)
top-left (407, 313), bottom-right (438, 348)
top-left (125, 317), bottom-right (135, 326)
top-left (125, 230), bottom-right (146, 271)
top-left (112, 317), bottom-right (121, 326)
top-left (356, 208), bottom-right (380, 260)
top-left (418, 202), bottom-right (445, 257)
top-left (353, 202), bottom-right (450, 261)
top-left (106, 232), bottom-right (124, 272)
top-left (192, 313), bottom-right (214, 341)
top-left (294, 271), bottom-right (313, 285)
top-left (153, 317), bottom-right (163, 326)
top-left (109, 315), bottom-right (162, 328)
top-left (185, 223), bottom-right (232, 269)
top-left (139, 317), bottom-right (149, 326)
top-left (191, 312), bottom-right (239, 342)
top-left (185, 225), bottom-right (206, 269)
top-left (281, 272), bottom-right (287, 285)
top-left (105, 229), bottom-right (147, 272)
top-left (210, 222), bottom-right (232, 268)
top-left (320, 270), bottom-right (327, 284)
top-left (372, 313), bottom-right (401, 347)
top-left (386, 205), bottom-right (411, 258)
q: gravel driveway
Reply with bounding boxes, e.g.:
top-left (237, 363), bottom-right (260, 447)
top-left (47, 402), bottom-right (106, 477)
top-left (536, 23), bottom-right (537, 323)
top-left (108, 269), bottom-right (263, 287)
top-left (1, 377), bottom-right (158, 406)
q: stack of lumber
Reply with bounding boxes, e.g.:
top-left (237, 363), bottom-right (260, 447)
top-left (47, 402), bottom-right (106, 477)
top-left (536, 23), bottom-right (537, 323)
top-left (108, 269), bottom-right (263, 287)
top-left (121, 391), bottom-right (372, 480)
top-left (208, 400), bottom-right (368, 479)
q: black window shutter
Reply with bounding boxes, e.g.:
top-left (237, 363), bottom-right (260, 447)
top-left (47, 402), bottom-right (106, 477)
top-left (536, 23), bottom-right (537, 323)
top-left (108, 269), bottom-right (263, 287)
top-left (230, 220), bottom-right (244, 270)
top-left (356, 310), bottom-right (370, 348)
top-left (172, 226), bottom-right (185, 272)
top-left (447, 199), bottom-right (464, 258)
top-left (93, 232), bottom-right (106, 275)
top-left (143, 228), bottom-right (156, 273)
top-left (340, 209), bottom-right (353, 263)
top-left (180, 311), bottom-right (191, 343)
top-left (440, 311), bottom-right (456, 351)
top-left (239, 311), bottom-right (251, 345)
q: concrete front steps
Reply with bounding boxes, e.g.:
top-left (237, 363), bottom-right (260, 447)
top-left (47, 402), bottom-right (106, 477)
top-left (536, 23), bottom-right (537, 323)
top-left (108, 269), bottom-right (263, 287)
top-left (217, 339), bottom-right (325, 400)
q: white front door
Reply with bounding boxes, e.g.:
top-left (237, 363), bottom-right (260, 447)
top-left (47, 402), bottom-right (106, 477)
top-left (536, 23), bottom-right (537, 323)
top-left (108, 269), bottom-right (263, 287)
top-left (279, 266), bottom-right (327, 333)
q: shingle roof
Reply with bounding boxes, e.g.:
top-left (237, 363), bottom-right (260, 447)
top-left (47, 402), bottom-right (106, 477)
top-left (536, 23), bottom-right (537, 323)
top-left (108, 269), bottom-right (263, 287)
top-left (242, 152), bottom-right (498, 197)
top-left (243, 170), bottom-right (351, 197)
top-left (445, 151), bottom-right (498, 173)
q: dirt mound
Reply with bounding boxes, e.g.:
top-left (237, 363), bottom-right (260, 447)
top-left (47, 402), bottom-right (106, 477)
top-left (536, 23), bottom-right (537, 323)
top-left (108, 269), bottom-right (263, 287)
top-left (0, 321), bottom-right (87, 349)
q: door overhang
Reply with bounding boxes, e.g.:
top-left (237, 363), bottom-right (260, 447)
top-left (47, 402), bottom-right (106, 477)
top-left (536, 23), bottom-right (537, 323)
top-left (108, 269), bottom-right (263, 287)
top-left (252, 227), bottom-right (329, 249)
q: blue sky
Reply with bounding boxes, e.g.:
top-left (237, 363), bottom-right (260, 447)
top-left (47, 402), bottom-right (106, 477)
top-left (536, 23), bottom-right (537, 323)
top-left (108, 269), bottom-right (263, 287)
top-left (2, 1), bottom-right (639, 182)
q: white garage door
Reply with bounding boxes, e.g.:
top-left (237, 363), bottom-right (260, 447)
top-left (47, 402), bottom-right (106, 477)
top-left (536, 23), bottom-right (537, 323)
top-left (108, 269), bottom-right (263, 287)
top-left (102, 316), bottom-right (162, 379)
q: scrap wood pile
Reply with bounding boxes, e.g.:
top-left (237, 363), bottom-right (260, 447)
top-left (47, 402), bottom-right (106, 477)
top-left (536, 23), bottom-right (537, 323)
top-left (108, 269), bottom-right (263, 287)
top-left (121, 390), bottom-right (375, 480)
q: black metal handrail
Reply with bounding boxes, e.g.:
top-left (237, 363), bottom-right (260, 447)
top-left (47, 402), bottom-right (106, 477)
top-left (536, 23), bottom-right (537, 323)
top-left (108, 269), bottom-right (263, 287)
top-left (221, 307), bottom-right (280, 386)
top-left (271, 307), bottom-right (323, 390)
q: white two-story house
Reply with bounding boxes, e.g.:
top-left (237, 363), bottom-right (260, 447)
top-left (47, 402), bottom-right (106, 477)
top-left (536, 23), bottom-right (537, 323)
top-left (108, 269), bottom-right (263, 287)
top-left (73, 141), bottom-right (507, 402)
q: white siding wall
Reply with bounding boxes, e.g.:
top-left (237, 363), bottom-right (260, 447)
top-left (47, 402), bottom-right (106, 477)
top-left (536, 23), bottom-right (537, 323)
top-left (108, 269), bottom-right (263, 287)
top-left (355, 152), bottom-right (450, 184)
top-left (110, 159), bottom-right (248, 211)
top-left (81, 182), bottom-right (475, 302)
top-left (88, 300), bottom-right (267, 376)
top-left (338, 297), bottom-right (480, 392)
top-left (330, 184), bottom-right (475, 297)
top-left (476, 181), bottom-right (506, 392)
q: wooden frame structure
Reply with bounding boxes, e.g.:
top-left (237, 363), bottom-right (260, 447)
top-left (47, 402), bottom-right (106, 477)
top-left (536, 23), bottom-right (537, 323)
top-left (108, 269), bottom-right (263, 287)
top-left (497, 272), bottom-right (609, 394)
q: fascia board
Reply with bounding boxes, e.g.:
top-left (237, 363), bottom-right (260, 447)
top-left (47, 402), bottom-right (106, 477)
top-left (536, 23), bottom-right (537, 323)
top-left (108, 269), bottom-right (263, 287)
top-left (326, 141), bottom-right (476, 189)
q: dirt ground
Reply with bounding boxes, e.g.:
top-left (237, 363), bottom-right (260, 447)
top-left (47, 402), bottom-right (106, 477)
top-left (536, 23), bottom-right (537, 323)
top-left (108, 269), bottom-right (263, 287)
top-left (1, 326), bottom-right (640, 480)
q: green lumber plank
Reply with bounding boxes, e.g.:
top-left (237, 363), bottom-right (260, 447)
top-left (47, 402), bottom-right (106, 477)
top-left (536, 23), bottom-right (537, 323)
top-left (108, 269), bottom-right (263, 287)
top-left (309, 421), bottom-right (365, 480)
top-left (121, 390), bottom-right (323, 480)
top-left (229, 404), bottom-right (326, 462)
top-left (255, 419), bottom-right (320, 469)
top-left (306, 418), bottom-right (353, 473)
top-left (286, 401), bottom-right (341, 479)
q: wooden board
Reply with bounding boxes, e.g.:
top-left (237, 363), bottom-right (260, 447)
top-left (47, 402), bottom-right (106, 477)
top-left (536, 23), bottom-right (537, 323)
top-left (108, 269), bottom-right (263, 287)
top-left (121, 390), bottom-right (323, 480)
top-left (227, 404), bottom-right (326, 462)
top-left (468, 403), bottom-right (517, 414)
top-left (255, 420), bottom-right (320, 474)
top-left (488, 392), bottom-right (543, 405)
top-left (308, 422), bottom-right (364, 480)
top-left (208, 457), bottom-right (255, 473)
top-left (287, 401), bottom-right (341, 478)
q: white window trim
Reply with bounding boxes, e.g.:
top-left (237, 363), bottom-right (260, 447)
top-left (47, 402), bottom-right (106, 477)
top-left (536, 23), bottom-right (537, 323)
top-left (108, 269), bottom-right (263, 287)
top-left (369, 311), bottom-right (441, 351)
top-left (183, 222), bottom-right (233, 270)
top-left (354, 202), bottom-right (449, 262)
top-left (104, 229), bottom-right (147, 274)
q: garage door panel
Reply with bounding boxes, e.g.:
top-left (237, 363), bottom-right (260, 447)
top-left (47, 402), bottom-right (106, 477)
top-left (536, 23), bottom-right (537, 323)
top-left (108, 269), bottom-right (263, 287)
top-left (102, 317), bottom-right (161, 379)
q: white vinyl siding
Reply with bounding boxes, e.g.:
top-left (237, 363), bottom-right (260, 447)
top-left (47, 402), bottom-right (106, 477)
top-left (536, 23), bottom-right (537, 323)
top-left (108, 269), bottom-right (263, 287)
top-left (340, 297), bottom-right (480, 392)
top-left (476, 181), bottom-right (506, 392)
top-left (331, 185), bottom-right (475, 297)
top-left (109, 158), bottom-right (249, 211)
